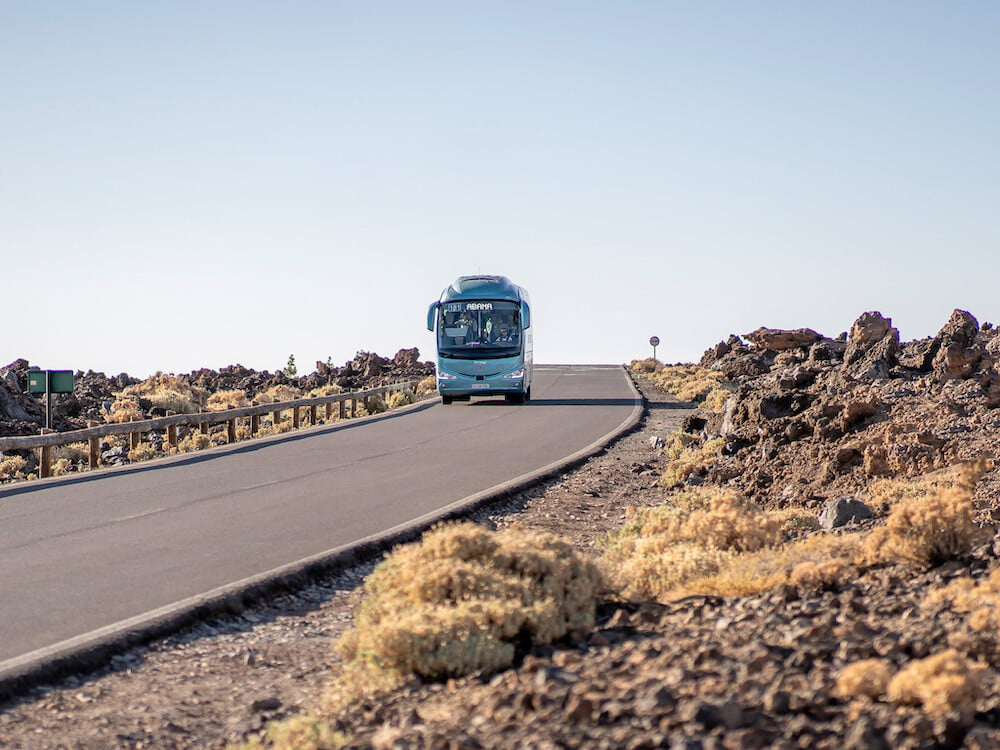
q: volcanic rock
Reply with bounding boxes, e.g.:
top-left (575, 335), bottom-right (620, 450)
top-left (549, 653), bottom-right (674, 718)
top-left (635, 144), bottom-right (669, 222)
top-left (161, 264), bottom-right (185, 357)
top-left (843, 312), bottom-right (899, 380)
top-left (744, 327), bottom-right (821, 352)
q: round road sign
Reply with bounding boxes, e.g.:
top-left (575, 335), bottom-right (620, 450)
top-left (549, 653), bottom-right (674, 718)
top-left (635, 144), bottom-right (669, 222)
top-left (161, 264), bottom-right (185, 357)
top-left (649, 336), bottom-right (660, 347)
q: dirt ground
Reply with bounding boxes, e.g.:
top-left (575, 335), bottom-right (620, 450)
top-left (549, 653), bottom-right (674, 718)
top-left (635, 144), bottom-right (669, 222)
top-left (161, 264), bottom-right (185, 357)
top-left (0, 378), bottom-right (695, 749)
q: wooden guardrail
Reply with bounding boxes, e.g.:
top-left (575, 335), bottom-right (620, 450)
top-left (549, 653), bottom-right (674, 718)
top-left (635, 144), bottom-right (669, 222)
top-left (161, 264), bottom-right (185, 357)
top-left (0, 381), bottom-right (421, 479)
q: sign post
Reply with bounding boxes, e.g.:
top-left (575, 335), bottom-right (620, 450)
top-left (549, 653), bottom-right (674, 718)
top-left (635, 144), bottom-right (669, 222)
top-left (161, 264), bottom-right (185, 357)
top-left (649, 336), bottom-right (660, 362)
top-left (27, 370), bottom-right (74, 430)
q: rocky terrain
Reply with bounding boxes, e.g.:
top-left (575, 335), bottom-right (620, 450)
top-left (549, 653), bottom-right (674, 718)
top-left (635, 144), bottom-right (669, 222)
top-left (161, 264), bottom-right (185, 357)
top-left (0, 350), bottom-right (434, 439)
top-left (2, 308), bottom-right (1000, 749)
top-left (694, 309), bottom-right (1000, 511)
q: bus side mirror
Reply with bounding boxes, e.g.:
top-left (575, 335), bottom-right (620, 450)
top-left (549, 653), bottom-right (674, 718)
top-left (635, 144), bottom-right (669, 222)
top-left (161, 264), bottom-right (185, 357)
top-left (427, 303), bottom-right (438, 332)
top-left (521, 303), bottom-right (531, 329)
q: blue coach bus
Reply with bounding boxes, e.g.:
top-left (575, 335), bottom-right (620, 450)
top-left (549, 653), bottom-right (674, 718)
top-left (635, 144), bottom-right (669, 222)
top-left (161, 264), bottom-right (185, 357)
top-left (426, 275), bottom-right (533, 404)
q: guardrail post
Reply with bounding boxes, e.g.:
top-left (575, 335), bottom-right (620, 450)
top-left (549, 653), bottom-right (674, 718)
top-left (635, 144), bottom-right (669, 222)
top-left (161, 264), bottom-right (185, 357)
top-left (88, 421), bottom-right (100, 470)
top-left (309, 405), bottom-right (317, 425)
top-left (350, 398), bottom-right (357, 418)
top-left (339, 400), bottom-right (346, 420)
top-left (129, 417), bottom-right (140, 451)
top-left (292, 407), bottom-right (300, 429)
top-left (227, 419), bottom-right (236, 443)
top-left (166, 416), bottom-right (178, 449)
top-left (325, 403), bottom-right (333, 421)
top-left (250, 414), bottom-right (260, 436)
top-left (272, 408), bottom-right (281, 429)
top-left (38, 428), bottom-right (54, 478)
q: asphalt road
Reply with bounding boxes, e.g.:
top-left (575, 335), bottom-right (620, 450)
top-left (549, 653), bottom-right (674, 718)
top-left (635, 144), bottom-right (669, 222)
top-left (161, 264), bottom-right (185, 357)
top-left (0, 365), bottom-right (639, 671)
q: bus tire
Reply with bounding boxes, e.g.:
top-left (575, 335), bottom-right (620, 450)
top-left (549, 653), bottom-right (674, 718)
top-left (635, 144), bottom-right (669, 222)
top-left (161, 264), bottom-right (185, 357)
top-left (441, 395), bottom-right (453, 405)
top-left (505, 393), bottom-right (525, 405)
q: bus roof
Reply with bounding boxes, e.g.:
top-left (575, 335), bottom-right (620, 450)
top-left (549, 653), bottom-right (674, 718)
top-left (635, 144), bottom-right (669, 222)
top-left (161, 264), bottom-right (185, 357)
top-left (439, 275), bottom-right (529, 304)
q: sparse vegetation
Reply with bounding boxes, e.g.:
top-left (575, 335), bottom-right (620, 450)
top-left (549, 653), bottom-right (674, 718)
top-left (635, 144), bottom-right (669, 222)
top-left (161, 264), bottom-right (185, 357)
top-left (0, 454), bottom-right (27, 480)
top-left (659, 434), bottom-right (725, 487)
top-left (860, 459), bottom-right (992, 569)
top-left (206, 389), bottom-right (250, 411)
top-left (327, 522), bottom-right (603, 711)
top-left (629, 361), bottom-right (732, 412)
top-left (119, 373), bottom-right (208, 415)
top-left (886, 649), bottom-right (984, 719)
top-left (835, 658), bottom-right (892, 701)
top-left (228, 714), bottom-right (345, 750)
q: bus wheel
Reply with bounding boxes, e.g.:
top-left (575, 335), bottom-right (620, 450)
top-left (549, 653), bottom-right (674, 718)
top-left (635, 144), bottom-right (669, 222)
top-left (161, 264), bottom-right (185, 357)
top-left (441, 395), bottom-right (453, 405)
top-left (505, 393), bottom-right (525, 404)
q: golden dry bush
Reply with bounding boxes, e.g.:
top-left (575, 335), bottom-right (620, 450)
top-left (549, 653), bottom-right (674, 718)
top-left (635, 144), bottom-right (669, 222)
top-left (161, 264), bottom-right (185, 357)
top-left (104, 396), bottom-right (143, 423)
top-left (387, 388), bottom-right (416, 408)
top-left (331, 522), bottom-right (602, 701)
top-left (789, 558), bottom-right (852, 592)
top-left (50, 458), bottom-right (73, 477)
top-left (660, 436), bottom-right (725, 488)
top-left (0, 455), bottom-right (27, 480)
top-left (178, 432), bottom-right (212, 453)
top-left (629, 358), bottom-right (662, 375)
top-left (252, 384), bottom-right (303, 405)
top-left (206, 389), bottom-right (250, 411)
top-left (118, 373), bottom-right (207, 414)
top-left (860, 459), bottom-right (992, 569)
top-left (226, 713), bottom-right (345, 750)
top-left (887, 649), bottom-right (984, 718)
top-left (836, 658), bottom-right (892, 701)
top-left (415, 374), bottom-right (437, 395)
top-left (926, 568), bottom-right (1000, 633)
top-left (636, 364), bottom-right (731, 411)
top-left (601, 489), bottom-right (792, 600)
top-left (127, 444), bottom-right (157, 463)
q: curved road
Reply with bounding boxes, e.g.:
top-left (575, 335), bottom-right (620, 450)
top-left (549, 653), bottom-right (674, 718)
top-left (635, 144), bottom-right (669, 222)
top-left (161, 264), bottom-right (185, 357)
top-left (0, 365), bottom-right (638, 680)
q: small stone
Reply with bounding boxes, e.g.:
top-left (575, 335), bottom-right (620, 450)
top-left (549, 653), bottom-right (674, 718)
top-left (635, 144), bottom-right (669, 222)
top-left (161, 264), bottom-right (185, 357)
top-left (251, 697), bottom-right (281, 713)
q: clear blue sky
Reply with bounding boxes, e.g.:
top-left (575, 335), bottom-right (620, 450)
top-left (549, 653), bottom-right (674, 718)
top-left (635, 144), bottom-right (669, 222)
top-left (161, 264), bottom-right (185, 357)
top-left (4, 2), bottom-right (998, 378)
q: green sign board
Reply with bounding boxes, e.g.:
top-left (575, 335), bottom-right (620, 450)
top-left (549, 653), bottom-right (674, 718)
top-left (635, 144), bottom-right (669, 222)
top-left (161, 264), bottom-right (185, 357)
top-left (27, 370), bottom-right (74, 394)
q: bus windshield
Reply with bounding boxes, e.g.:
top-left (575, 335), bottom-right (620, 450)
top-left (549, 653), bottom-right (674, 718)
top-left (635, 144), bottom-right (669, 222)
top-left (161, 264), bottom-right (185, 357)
top-left (437, 300), bottom-right (521, 359)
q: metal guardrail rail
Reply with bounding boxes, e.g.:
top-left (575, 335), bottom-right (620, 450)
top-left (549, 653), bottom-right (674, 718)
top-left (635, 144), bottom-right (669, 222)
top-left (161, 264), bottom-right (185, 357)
top-left (0, 380), bottom-right (421, 478)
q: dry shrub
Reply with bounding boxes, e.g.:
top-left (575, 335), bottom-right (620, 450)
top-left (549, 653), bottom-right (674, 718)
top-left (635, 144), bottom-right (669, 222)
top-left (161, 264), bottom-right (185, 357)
top-left (887, 649), bottom-right (985, 718)
top-left (253, 384), bottom-right (303, 405)
top-left (227, 713), bottom-right (345, 750)
top-left (50, 458), bottom-right (74, 477)
top-left (629, 358), bottom-right (662, 375)
top-left (680, 533), bottom-right (860, 598)
top-left (178, 432), bottom-right (212, 453)
top-left (329, 522), bottom-right (602, 708)
top-left (206, 389), bottom-right (250, 411)
top-left (0, 455), bottom-right (27, 480)
top-left (602, 489), bottom-right (794, 600)
top-left (127, 444), bottom-right (157, 463)
top-left (636, 364), bottom-right (732, 411)
top-left (416, 374), bottom-right (437, 395)
top-left (926, 567), bottom-right (1000, 633)
top-left (789, 558), bottom-right (852, 592)
top-left (660, 435), bottom-right (725, 487)
top-left (860, 459), bottom-right (992, 569)
top-left (104, 396), bottom-right (143, 423)
top-left (118, 373), bottom-right (207, 414)
top-left (836, 658), bottom-right (892, 701)
top-left (387, 389), bottom-right (416, 408)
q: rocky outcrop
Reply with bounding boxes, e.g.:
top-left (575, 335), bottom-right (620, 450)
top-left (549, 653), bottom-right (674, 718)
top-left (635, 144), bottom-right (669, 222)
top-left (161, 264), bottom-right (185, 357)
top-left (842, 311), bottom-right (899, 380)
top-left (931, 309), bottom-right (984, 379)
top-left (744, 327), bottom-right (821, 352)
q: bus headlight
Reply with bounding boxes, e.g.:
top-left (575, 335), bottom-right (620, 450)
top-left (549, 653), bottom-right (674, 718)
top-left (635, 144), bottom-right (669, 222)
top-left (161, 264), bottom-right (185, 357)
top-left (437, 371), bottom-right (457, 380)
top-left (503, 368), bottom-right (525, 379)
